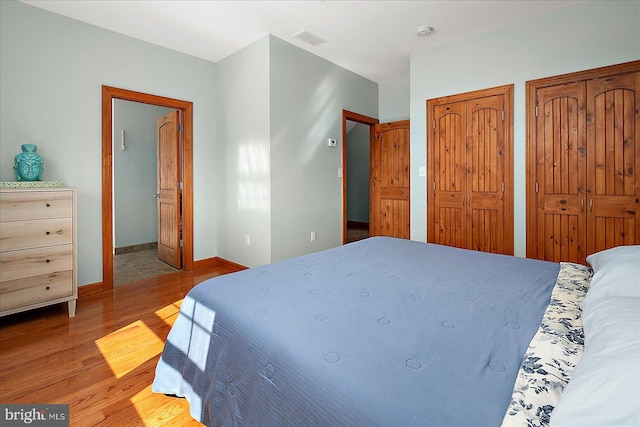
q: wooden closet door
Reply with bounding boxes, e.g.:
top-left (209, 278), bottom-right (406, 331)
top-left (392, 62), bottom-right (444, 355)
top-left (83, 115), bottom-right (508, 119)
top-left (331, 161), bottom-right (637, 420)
top-left (587, 71), bottom-right (640, 253)
top-left (428, 85), bottom-right (513, 254)
top-left (467, 95), bottom-right (507, 253)
top-left (527, 62), bottom-right (640, 264)
top-left (430, 101), bottom-right (467, 248)
top-left (534, 83), bottom-right (587, 263)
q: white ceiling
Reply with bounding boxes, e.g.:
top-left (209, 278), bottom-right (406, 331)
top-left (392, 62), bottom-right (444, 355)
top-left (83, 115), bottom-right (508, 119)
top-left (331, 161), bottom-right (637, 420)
top-left (21, 0), bottom-right (580, 83)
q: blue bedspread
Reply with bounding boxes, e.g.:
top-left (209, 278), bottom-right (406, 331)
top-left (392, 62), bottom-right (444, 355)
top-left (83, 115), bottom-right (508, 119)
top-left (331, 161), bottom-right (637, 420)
top-left (153, 237), bottom-right (560, 426)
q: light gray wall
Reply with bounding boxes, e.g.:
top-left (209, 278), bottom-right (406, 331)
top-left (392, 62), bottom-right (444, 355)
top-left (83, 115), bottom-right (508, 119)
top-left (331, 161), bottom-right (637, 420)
top-left (216, 35), bottom-right (378, 267)
top-left (5, 0), bottom-right (626, 279)
top-left (379, 75), bottom-right (410, 122)
top-left (0, 0), bottom-right (217, 286)
top-left (269, 35), bottom-right (378, 262)
top-left (113, 99), bottom-right (174, 248)
top-left (346, 123), bottom-right (370, 223)
top-left (410, 0), bottom-right (640, 257)
top-left (216, 37), bottom-right (272, 268)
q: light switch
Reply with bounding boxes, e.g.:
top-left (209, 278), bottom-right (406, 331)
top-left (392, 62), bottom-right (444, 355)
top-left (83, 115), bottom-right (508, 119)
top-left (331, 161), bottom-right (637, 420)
top-left (419, 166), bottom-right (426, 177)
top-left (328, 138), bottom-right (337, 147)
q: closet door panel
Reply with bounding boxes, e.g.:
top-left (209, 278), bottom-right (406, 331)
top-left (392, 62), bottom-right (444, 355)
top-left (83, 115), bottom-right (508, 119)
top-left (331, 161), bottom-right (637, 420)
top-left (542, 211), bottom-right (581, 263)
top-left (587, 72), bottom-right (640, 254)
top-left (436, 206), bottom-right (465, 248)
top-left (535, 83), bottom-right (587, 263)
top-left (467, 95), bottom-right (505, 253)
top-left (432, 102), bottom-right (467, 247)
top-left (470, 209), bottom-right (499, 254)
top-left (594, 216), bottom-right (636, 249)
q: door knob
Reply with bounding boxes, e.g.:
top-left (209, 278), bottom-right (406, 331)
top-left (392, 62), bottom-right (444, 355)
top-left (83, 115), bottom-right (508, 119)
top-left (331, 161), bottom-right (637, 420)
top-left (154, 193), bottom-right (160, 198)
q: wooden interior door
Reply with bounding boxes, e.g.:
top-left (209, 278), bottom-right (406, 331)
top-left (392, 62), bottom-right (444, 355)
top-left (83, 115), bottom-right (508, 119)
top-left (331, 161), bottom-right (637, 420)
top-left (587, 71), bottom-right (640, 253)
top-left (157, 111), bottom-right (181, 269)
top-left (527, 62), bottom-right (640, 264)
top-left (430, 101), bottom-right (466, 248)
top-left (370, 120), bottom-right (410, 239)
top-left (534, 82), bottom-right (587, 263)
top-left (427, 85), bottom-right (513, 254)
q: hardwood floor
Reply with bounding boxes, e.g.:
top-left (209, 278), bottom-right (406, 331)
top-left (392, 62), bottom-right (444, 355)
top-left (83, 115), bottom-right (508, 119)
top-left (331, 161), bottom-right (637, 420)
top-left (0, 264), bottom-right (244, 426)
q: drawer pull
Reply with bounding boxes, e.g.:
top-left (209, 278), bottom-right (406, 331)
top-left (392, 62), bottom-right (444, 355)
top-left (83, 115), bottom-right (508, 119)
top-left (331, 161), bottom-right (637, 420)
top-left (46, 286), bottom-right (50, 290)
top-left (45, 231), bottom-right (50, 235)
top-left (46, 259), bottom-right (50, 263)
top-left (46, 203), bottom-right (51, 207)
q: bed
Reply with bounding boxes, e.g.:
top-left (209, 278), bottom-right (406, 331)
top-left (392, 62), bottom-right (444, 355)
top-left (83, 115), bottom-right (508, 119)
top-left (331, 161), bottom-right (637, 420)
top-left (152, 237), bottom-right (639, 426)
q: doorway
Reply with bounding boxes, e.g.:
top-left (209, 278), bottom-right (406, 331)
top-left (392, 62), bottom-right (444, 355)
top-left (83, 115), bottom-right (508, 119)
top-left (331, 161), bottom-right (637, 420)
top-left (111, 100), bottom-right (178, 285)
top-left (342, 110), bottom-right (379, 244)
top-left (101, 86), bottom-right (194, 291)
top-left (345, 120), bottom-right (371, 242)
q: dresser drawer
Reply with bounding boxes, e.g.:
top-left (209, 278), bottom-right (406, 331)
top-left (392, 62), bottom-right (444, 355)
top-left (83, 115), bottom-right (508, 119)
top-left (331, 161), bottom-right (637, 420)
top-left (0, 190), bottom-right (72, 221)
top-left (0, 245), bottom-right (73, 282)
top-left (0, 218), bottom-right (73, 252)
top-left (0, 271), bottom-right (73, 311)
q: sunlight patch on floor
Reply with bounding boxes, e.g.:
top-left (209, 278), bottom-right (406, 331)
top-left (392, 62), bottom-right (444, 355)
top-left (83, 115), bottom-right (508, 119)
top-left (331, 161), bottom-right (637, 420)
top-left (94, 320), bottom-right (165, 379)
top-left (154, 301), bottom-right (183, 325)
top-left (130, 381), bottom-right (199, 426)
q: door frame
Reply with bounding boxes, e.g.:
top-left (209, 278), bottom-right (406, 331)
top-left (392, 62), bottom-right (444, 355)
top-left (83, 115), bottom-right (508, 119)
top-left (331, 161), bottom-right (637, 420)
top-left (101, 85), bottom-right (194, 291)
top-left (342, 110), bottom-right (379, 244)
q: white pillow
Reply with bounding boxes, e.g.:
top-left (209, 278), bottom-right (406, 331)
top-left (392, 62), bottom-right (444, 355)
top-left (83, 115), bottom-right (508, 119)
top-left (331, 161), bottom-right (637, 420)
top-left (584, 245), bottom-right (640, 301)
top-left (550, 297), bottom-right (640, 426)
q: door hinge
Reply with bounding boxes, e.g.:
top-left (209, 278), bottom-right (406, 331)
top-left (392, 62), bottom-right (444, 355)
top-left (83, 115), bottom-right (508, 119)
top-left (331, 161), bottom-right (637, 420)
top-left (433, 120), bottom-right (436, 129)
top-left (535, 182), bottom-right (539, 193)
top-left (177, 123), bottom-right (183, 132)
top-left (501, 111), bottom-right (505, 121)
top-left (501, 182), bottom-right (505, 192)
top-left (433, 182), bottom-right (436, 191)
top-left (180, 181), bottom-right (183, 191)
top-left (535, 106), bottom-right (539, 117)
top-left (180, 239), bottom-right (183, 248)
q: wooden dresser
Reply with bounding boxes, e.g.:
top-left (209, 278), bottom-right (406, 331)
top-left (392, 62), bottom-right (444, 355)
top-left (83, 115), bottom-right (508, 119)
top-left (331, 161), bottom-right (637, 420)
top-left (0, 188), bottom-right (77, 317)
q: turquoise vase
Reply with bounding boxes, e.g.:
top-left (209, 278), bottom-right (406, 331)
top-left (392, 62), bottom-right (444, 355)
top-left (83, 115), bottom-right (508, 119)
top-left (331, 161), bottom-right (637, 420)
top-left (14, 144), bottom-right (44, 181)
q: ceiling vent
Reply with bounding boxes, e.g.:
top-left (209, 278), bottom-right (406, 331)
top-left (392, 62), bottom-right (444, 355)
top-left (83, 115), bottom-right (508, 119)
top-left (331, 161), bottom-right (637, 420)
top-left (292, 29), bottom-right (326, 46)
